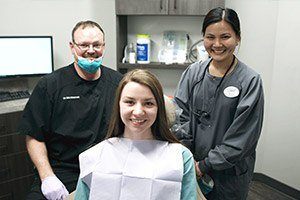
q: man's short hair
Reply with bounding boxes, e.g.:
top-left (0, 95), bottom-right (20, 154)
top-left (72, 20), bottom-right (105, 42)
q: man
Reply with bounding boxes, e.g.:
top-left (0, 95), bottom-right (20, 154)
top-left (19, 20), bottom-right (123, 200)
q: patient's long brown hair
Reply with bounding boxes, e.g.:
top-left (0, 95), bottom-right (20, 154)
top-left (106, 69), bottom-right (180, 143)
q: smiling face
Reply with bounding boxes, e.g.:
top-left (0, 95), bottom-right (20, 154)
top-left (120, 81), bottom-right (158, 140)
top-left (69, 23), bottom-right (106, 80)
top-left (70, 26), bottom-right (105, 62)
top-left (204, 20), bottom-right (240, 65)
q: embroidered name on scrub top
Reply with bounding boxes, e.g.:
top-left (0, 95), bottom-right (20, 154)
top-left (79, 137), bottom-right (183, 200)
top-left (62, 96), bottom-right (80, 100)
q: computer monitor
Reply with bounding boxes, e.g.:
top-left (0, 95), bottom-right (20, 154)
top-left (0, 36), bottom-right (54, 78)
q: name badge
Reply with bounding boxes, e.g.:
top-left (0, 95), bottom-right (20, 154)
top-left (223, 86), bottom-right (239, 98)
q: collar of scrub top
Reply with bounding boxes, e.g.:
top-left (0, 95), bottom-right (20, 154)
top-left (189, 55), bottom-right (236, 122)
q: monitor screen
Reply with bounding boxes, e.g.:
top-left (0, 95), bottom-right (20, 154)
top-left (0, 36), bottom-right (54, 78)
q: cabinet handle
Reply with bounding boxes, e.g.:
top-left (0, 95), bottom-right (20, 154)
top-left (174, 0), bottom-right (177, 10)
top-left (160, 0), bottom-right (163, 10)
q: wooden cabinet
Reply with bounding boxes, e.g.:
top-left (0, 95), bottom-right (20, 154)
top-left (168, 0), bottom-right (225, 15)
top-left (0, 175), bottom-right (34, 200)
top-left (0, 111), bottom-right (34, 200)
top-left (116, 0), bottom-right (168, 15)
top-left (116, 0), bottom-right (224, 16)
top-left (115, 0), bottom-right (224, 73)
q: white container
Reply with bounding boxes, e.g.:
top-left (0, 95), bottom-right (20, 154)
top-left (129, 52), bottom-right (136, 64)
top-left (136, 34), bottom-right (150, 64)
top-left (128, 43), bottom-right (136, 64)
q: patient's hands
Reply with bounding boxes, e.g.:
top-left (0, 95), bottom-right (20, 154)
top-left (41, 175), bottom-right (69, 200)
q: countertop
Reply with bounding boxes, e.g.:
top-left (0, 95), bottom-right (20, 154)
top-left (0, 98), bottom-right (28, 115)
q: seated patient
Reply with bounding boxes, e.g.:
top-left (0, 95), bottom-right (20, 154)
top-left (74, 69), bottom-right (197, 200)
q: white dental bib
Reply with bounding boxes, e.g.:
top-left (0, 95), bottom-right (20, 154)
top-left (79, 137), bottom-right (183, 200)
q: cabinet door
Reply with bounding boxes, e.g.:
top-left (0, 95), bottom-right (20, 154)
top-left (168, 0), bottom-right (225, 15)
top-left (0, 174), bottom-right (34, 200)
top-left (0, 151), bottom-right (33, 182)
top-left (0, 112), bottom-right (22, 136)
top-left (0, 134), bottom-right (26, 156)
top-left (116, 0), bottom-right (168, 15)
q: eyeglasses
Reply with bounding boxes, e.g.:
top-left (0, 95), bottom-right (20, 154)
top-left (73, 41), bottom-right (105, 51)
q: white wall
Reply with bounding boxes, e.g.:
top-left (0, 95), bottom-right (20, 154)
top-left (263, 0), bottom-right (300, 190)
top-left (226, 0), bottom-right (300, 190)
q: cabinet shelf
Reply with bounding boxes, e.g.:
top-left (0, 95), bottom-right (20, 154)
top-left (118, 62), bottom-right (190, 73)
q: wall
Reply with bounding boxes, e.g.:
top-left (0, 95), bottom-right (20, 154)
top-left (226, 0), bottom-right (300, 190)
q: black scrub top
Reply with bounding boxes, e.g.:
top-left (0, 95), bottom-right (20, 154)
top-left (19, 64), bottom-right (122, 170)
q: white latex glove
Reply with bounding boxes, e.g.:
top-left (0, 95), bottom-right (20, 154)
top-left (41, 175), bottom-right (69, 200)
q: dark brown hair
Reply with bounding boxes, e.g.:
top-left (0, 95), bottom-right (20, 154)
top-left (106, 69), bottom-right (180, 143)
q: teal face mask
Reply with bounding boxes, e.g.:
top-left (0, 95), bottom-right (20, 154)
top-left (77, 56), bottom-right (103, 74)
